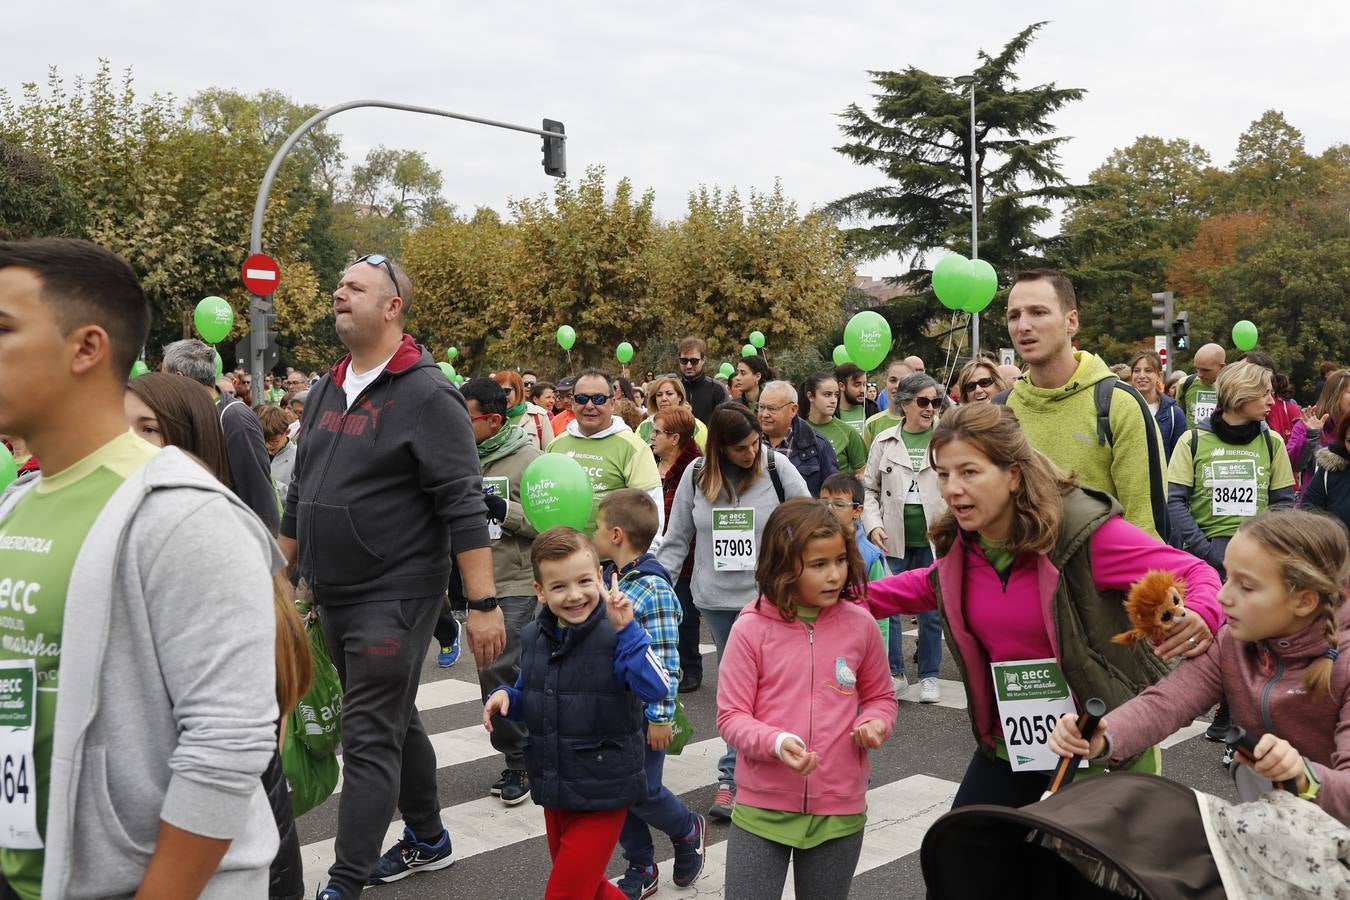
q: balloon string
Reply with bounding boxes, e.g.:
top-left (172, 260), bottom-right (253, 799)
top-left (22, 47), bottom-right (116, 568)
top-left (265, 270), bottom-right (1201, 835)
top-left (939, 312), bottom-right (962, 395)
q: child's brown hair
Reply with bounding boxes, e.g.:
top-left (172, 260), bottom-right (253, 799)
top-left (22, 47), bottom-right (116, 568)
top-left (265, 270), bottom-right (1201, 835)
top-left (530, 526), bottom-right (600, 582)
top-left (598, 488), bottom-right (660, 554)
top-left (1237, 509), bottom-right (1348, 700)
top-left (755, 498), bottom-right (864, 621)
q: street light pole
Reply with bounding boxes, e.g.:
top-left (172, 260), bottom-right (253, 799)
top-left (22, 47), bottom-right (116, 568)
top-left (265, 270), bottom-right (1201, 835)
top-left (953, 75), bottom-right (979, 356)
top-left (245, 100), bottom-right (567, 402)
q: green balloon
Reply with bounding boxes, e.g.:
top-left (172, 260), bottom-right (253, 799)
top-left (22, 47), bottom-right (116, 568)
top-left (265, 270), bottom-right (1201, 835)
top-left (741, 344), bottom-right (757, 358)
top-left (437, 361), bottom-right (456, 380)
top-left (521, 453), bottom-right (594, 532)
top-left (129, 359), bottom-right (150, 379)
top-left (843, 311), bottom-right (892, 372)
top-left (194, 296), bottom-right (234, 344)
top-left (749, 330), bottom-right (766, 349)
top-left (446, 346), bottom-right (458, 361)
top-left (616, 341), bottom-right (634, 364)
top-left (556, 325), bottom-right (577, 351)
top-left (833, 344), bottom-right (851, 367)
top-left (1232, 320), bottom-right (1258, 351)
top-left (966, 259), bottom-right (998, 312)
top-left (0, 443), bottom-right (15, 491)
top-left (931, 254), bottom-right (973, 311)
top-left (213, 350), bottom-right (224, 378)
top-left (453, 374), bottom-right (465, 386)
top-left (718, 362), bottom-right (735, 379)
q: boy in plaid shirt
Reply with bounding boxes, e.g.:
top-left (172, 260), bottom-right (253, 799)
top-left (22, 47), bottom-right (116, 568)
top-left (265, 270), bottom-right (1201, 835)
top-left (596, 489), bottom-right (707, 897)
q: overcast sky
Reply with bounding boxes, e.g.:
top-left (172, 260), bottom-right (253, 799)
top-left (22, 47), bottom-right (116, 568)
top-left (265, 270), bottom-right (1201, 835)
top-left (8, 1), bottom-right (1348, 276)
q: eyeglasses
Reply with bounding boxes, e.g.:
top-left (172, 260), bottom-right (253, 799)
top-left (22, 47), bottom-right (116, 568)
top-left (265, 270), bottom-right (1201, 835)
top-left (355, 253), bottom-right (400, 295)
top-left (678, 357), bottom-right (702, 367)
top-left (823, 499), bottom-right (861, 510)
top-left (758, 402), bottom-right (792, 415)
top-left (470, 413), bottom-right (499, 422)
top-left (908, 396), bottom-right (940, 409)
top-left (961, 377), bottom-right (997, 395)
top-left (650, 428), bottom-right (674, 438)
top-left (573, 393), bottom-right (612, 407)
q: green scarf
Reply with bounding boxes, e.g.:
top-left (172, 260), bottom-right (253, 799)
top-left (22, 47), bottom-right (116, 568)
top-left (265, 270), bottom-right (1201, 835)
top-left (506, 401), bottom-right (529, 419)
top-left (478, 424), bottom-right (534, 466)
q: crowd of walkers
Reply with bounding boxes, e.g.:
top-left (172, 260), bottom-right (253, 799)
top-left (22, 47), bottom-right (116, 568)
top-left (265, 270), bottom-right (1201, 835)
top-left (0, 239), bottom-right (1345, 899)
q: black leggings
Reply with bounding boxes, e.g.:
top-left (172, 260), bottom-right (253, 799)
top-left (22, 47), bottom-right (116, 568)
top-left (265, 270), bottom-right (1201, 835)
top-left (951, 750), bottom-right (1052, 809)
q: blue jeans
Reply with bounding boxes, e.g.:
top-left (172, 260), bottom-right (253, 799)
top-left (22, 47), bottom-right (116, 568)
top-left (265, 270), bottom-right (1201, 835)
top-left (885, 547), bottom-right (941, 679)
top-left (702, 607), bottom-right (741, 788)
top-left (619, 726), bottom-right (697, 867)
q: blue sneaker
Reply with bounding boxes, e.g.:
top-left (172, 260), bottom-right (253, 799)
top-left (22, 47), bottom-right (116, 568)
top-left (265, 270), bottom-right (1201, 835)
top-left (616, 862), bottom-right (658, 899)
top-left (437, 637), bottom-right (461, 668)
top-left (672, 813), bottom-right (706, 886)
top-left (365, 826), bottom-right (455, 885)
top-left (315, 888), bottom-right (343, 900)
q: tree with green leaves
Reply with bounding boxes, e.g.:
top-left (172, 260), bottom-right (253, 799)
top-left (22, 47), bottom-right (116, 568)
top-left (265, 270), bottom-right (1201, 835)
top-left (349, 146), bottom-right (448, 224)
top-left (0, 138), bottom-right (86, 240)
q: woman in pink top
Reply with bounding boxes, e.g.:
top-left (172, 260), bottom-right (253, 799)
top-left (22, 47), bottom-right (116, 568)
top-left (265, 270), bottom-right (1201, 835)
top-left (865, 404), bottom-right (1223, 808)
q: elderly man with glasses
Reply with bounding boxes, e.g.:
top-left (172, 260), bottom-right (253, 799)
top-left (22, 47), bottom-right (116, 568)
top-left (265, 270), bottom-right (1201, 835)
top-left (757, 380), bottom-right (839, 498)
top-left (547, 367), bottom-right (664, 536)
top-left (675, 336), bottom-right (729, 424)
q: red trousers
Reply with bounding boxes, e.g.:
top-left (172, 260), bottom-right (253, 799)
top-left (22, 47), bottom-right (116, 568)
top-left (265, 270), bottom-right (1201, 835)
top-left (543, 807), bottom-right (628, 899)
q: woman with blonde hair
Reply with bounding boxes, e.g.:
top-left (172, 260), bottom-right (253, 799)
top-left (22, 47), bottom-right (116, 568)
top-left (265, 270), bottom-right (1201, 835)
top-left (494, 370), bottom-right (553, 451)
top-left (636, 375), bottom-right (708, 450)
top-left (864, 402), bottom-right (1223, 808)
top-left (955, 357), bottom-right (1008, 405)
top-left (1167, 361), bottom-right (1296, 576)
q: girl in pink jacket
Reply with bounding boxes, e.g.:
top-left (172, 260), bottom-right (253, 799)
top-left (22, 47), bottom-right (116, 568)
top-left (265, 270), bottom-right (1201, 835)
top-left (1052, 509), bottom-right (1350, 823)
top-left (717, 498), bottom-right (897, 898)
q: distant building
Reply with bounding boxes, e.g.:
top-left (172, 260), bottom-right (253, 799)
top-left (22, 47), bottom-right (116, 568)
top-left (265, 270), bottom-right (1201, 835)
top-left (851, 275), bottom-right (913, 304)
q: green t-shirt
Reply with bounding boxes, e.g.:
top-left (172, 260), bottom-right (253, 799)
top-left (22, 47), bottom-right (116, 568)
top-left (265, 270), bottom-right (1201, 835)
top-left (978, 535), bottom-right (1016, 576)
top-left (807, 417), bottom-right (867, 472)
top-left (899, 428), bottom-right (933, 548)
top-left (1166, 426), bottom-right (1294, 540)
top-left (0, 432), bottom-right (156, 898)
top-left (1182, 378), bottom-right (1218, 428)
top-left (548, 428), bottom-right (662, 535)
top-left (863, 410), bottom-right (902, 449)
top-left (836, 405), bottom-right (867, 436)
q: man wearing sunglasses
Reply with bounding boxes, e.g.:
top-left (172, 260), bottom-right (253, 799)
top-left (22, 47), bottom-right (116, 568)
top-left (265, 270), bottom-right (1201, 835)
top-left (548, 368), bottom-right (663, 536)
top-left (676, 336), bottom-right (728, 424)
top-left (280, 254), bottom-right (505, 899)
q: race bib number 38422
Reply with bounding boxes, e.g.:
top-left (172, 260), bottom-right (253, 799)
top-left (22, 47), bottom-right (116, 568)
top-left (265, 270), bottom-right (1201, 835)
top-left (0, 660), bottom-right (40, 849)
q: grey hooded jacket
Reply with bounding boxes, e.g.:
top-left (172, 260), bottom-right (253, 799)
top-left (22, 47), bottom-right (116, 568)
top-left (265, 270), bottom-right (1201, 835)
top-left (0, 448), bottom-right (280, 899)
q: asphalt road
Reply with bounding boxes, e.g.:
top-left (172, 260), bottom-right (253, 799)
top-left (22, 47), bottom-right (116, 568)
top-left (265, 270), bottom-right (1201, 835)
top-left (296, 620), bottom-right (1237, 899)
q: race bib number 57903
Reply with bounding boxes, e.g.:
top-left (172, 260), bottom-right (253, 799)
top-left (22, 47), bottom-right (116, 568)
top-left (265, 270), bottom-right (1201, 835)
top-left (712, 508), bottom-right (756, 571)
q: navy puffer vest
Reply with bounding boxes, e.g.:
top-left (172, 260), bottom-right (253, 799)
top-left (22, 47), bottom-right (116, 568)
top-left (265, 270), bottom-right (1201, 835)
top-left (518, 603), bottom-right (647, 810)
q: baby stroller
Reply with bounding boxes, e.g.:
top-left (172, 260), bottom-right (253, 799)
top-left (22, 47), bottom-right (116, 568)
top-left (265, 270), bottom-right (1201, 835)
top-left (922, 725), bottom-right (1350, 898)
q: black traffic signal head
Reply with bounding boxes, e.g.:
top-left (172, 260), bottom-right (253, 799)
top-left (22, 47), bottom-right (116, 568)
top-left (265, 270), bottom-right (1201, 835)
top-left (542, 119), bottom-right (565, 178)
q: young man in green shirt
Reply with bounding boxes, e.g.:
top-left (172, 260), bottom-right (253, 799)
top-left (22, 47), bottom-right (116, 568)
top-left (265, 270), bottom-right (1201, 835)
top-left (863, 360), bottom-right (913, 448)
top-left (0, 238), bottom-right (280, 898)
top-left (833, 363), bottom-right (878, 436)
top-left (802, 374), bottom-right (867, 475)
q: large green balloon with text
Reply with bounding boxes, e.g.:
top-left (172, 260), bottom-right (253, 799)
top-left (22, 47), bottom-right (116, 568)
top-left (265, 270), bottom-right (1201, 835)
top-left (843, 311), bottom-right (892, 372)
top-left (194, 296), bottom-right (234, 344)
top-left (521, 454), bottom-right (594, 532)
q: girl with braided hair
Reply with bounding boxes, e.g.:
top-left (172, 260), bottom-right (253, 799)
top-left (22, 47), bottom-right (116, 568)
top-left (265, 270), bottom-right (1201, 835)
top-left (1052, 508), bottom-right (1350, 822)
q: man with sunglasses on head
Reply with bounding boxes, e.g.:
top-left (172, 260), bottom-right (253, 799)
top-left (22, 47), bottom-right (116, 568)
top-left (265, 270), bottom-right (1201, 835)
top-left (676, 336), bottom-right (728, 425)
top-left (547, 368), bottom-right (663, 536)
top-left (280, 254), bottom-right (506, 900)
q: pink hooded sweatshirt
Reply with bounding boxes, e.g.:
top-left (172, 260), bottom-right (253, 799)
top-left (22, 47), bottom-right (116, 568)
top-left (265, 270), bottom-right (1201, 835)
top-left (1105, 610), bottom-right (1350, 823)
top-left (865, 515), bottom-right (1223, 753)
top-left (717, 598), bottom-right (897, 815)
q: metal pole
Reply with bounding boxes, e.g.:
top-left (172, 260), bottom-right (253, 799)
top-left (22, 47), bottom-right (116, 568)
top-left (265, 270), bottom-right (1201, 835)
top-left (245, 100), bottom-right (567, 402)
top-left (968, 82), bottom-right (980, 356)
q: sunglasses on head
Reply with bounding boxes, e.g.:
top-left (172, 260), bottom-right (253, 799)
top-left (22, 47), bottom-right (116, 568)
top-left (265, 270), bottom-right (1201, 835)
top-left (909, 396), bottom-right (940, 409)
top-left (354, 254), bottom-right (400, 295)
top-left (962, 377), bottom-right (997, 395)
top-left (573, 392), bottom-right (612, 407)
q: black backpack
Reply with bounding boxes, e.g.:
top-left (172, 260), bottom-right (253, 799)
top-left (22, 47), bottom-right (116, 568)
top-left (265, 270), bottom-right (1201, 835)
top-left (691, 451), bottom-right (785, 503)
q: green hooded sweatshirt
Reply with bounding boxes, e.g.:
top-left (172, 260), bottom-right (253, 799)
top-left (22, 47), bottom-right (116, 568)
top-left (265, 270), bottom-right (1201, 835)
top-left (1006, 351), bottom-right (1167, 538)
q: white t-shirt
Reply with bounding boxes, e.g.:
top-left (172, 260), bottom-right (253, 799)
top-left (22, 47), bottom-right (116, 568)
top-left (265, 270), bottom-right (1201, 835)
top-left (343, 352), bottom-right (395, 409)
top-left (1147, 400), bottom-right (1160, 418)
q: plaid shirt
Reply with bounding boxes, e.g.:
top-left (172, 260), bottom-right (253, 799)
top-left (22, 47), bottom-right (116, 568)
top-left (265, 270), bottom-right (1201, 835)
top-left (612, 556), bottom-right (682, 724)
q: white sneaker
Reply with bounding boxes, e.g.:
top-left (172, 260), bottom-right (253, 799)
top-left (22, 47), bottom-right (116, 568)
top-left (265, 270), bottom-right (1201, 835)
top-left (919, 677), bottom-right (940, 704)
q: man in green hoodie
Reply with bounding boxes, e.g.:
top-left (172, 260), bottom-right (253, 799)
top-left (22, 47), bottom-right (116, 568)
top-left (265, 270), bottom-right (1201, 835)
top-left (1002, 269), bottom-right (1168, 539)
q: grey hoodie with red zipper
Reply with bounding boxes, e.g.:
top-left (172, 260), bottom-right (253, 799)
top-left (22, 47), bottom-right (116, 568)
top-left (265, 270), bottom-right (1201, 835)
top-left (281, 334), bottom-right (490, 605)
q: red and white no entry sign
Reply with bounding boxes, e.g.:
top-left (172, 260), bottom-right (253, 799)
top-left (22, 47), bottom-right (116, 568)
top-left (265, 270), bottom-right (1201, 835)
top-left (241, 254), bottom-right (281, 296)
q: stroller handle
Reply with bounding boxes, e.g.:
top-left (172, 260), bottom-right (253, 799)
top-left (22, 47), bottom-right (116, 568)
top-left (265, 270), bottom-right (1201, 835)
top-left (1224, 725), bottom-right (1298, 794)
top-left (1045, 698), bottom-right (1107, 796)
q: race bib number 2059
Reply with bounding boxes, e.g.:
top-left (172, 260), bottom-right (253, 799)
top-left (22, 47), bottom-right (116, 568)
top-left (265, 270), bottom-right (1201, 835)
top-left (990, 658), bottom-right (1078, 772)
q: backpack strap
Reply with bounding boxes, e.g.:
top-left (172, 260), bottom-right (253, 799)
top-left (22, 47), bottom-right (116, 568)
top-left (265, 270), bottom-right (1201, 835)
top-left (765, 449), bottom-right (786, 504)
top-left (1189, 427), bottom-right (1199, 457)
top-left (1182, 374), bottom-right (1197, 400)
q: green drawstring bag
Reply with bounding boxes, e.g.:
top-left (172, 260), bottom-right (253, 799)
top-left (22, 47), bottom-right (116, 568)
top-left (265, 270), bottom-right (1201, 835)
top-left (667, 699), bottom-right (694, 756)
top-left (282, 593), bottom-right (344, 816)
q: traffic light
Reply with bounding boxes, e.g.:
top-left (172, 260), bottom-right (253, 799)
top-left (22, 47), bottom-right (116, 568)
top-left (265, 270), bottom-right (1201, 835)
top-left (1172, 311), bottom-right (1190, 351)
top-left (541, 119), bottom-right (565, 178)
top-left (1150, 291), bottom-right (1173, 331)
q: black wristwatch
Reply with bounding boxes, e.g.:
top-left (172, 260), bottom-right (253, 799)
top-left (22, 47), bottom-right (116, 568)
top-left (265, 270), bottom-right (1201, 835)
top-left (466, 596), bottom-right (499, 612)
